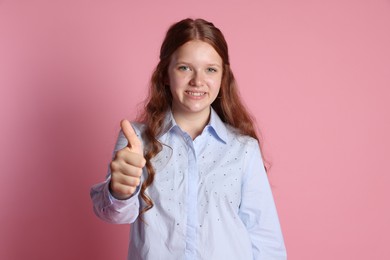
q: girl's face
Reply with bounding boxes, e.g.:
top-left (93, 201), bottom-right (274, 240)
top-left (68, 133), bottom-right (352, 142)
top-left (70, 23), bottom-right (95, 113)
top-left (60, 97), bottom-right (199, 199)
top-left (167, 40), bottom-right (223, 119)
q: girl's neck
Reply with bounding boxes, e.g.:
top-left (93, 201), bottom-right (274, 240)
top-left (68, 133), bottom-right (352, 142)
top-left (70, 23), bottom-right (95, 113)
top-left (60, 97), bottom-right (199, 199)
top-left (172, 108), bottom-right (211, 140)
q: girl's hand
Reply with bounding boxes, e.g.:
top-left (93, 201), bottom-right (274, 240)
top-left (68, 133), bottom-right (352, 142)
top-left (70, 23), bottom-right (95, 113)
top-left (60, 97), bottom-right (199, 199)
top-left (109, 120), bottom-right (146, 200)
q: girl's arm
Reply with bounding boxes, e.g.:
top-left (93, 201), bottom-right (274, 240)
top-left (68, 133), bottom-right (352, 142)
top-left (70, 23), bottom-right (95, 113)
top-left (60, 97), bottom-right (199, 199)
top-left (90, 176), bottom-right (140, 224)
top-left (90, 126), bottom-right (143, 224)
top-left (239, 142), bottom-right (287, 260)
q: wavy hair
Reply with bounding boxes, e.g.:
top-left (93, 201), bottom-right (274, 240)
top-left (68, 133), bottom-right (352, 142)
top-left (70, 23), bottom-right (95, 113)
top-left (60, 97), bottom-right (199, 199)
top-left (137, 18), bottom-right (263, 216)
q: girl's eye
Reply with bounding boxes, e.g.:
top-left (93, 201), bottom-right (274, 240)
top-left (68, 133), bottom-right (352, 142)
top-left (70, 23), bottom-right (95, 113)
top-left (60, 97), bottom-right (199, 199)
top-left (207, 68), bottom-right (217, 73)
top-left (178, 66), bottom-right (190, 71)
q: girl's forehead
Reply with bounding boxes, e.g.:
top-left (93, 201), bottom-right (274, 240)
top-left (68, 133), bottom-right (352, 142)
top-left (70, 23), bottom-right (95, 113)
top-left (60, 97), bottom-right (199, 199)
top-left (176, 40), bottom-right (214, 51)
top-left (172, 40), bottom-right (222, 64)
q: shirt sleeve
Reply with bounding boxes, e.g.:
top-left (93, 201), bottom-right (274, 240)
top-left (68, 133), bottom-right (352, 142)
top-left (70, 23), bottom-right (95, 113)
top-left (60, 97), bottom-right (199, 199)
top-left (238, 142), bottom-right (287, 260)
top-left (90, 177), bottom-right (140, 224)
top-left (90, 126), bottom-right (142, 224)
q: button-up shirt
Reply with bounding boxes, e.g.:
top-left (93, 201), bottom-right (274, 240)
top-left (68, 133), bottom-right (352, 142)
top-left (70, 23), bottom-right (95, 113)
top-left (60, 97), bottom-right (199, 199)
top-left (90, 109), bottom-right (287, 259)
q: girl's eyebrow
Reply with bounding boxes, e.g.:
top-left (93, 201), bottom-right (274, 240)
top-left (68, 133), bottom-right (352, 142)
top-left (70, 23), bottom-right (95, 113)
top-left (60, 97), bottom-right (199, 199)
top-left (207, 63), bottom-right (222, 68)
top-left (175, 61), bottom-right (222, 68)
top-left (175, 61), bottom-right (190, 65)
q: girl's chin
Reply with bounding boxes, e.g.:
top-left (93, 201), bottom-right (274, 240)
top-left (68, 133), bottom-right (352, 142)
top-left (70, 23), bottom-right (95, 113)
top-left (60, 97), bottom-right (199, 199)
top-left (173, 104), bottom-right (211, 116)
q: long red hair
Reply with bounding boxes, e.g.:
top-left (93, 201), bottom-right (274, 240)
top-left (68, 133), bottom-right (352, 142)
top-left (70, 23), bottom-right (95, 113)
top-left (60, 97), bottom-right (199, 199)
top-left (137, 18), bottom-right (264, 215)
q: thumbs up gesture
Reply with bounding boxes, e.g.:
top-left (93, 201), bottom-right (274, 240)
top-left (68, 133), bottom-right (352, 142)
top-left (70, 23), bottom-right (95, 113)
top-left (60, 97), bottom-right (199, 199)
top-left (109, 120), bottom-right (146, 200)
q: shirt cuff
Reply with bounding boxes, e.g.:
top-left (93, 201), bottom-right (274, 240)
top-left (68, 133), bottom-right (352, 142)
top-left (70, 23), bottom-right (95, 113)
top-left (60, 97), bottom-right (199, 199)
top-left (103, 177), bottom-right (141, 211)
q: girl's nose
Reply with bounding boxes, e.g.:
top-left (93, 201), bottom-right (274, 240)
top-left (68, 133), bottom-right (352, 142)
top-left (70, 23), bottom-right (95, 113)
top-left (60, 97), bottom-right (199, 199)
top-left (190, 72), bottom-right (204, 87)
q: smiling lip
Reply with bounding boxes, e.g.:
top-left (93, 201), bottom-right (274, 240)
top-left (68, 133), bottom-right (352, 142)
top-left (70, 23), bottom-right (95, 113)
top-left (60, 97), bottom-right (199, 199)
top-left (186, 91), bottom-right (206, 97)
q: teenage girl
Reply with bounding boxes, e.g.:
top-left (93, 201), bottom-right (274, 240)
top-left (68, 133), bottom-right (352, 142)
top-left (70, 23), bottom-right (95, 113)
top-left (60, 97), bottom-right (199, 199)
top-left (91, 18), bottom-right (287, 260)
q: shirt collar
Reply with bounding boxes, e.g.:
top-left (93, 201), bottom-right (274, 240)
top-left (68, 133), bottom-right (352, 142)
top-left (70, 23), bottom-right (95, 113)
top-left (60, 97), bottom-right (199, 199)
top-left (207, 108), bottom-right (228, 144)
top-left (159, 108), bottom-right (228, 144)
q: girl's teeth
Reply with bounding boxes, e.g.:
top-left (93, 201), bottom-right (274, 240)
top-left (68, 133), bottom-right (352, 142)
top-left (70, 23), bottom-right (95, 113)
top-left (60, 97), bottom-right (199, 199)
top-left (187, 91), bottom-right (205, 96)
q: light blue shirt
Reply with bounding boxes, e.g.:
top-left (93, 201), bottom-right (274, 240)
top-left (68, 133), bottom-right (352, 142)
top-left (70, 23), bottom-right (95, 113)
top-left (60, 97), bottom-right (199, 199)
top-left (91, 109), bottom-right (287, 259)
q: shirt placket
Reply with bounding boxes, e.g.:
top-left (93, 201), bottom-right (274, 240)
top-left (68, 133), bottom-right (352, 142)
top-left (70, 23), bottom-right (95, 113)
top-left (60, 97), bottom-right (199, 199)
top-left (184, 133), bottom-right (199, 260)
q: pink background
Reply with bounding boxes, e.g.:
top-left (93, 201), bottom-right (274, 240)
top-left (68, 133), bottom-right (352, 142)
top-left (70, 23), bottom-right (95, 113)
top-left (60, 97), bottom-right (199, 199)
top-left (1, 0), bottom-right (389, 259)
